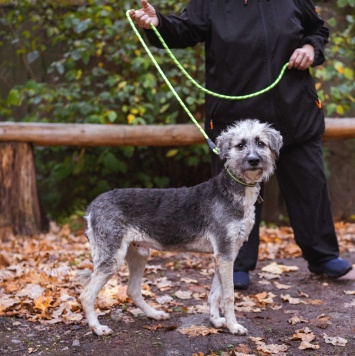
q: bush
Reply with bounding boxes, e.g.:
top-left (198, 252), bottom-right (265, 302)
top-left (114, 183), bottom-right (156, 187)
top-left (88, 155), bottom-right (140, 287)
top-left (0, 0), bottom-right (353, 219)
top-left (0, 0), bottom-right (211, 219)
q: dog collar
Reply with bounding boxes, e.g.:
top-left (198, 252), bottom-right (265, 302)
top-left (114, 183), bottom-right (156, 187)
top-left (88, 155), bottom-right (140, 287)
top-left (224, 164), bottom-right (258, 188)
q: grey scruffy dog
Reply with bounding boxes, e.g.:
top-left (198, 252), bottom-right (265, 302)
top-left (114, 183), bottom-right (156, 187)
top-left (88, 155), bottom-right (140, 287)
top-left (78, 119), bottom-right (283, 336)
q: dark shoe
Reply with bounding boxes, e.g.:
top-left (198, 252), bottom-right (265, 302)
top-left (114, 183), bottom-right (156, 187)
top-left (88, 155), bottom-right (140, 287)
top-left (308, 258), bottom-right (352, 278)
top-left (233, 271), bottom-right (250, 290)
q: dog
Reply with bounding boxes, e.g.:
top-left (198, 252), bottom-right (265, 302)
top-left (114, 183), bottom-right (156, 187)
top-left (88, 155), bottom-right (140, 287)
top-left (78, 119), bottom-right (283, 336)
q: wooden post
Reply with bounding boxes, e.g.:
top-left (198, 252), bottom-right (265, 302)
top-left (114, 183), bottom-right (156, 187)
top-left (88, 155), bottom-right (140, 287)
top-left (0, 142), bottom-right (47, 235)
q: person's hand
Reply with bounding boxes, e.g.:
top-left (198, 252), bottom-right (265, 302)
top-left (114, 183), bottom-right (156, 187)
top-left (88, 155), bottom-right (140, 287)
top-left (288, 44), bottom-right (314, 70)
top-left (129, 0), bottom-right (159, 29)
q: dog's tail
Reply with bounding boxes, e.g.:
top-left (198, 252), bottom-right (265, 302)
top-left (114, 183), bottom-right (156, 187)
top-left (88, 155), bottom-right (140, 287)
top-left (76, 268), bottom-right (93, 287)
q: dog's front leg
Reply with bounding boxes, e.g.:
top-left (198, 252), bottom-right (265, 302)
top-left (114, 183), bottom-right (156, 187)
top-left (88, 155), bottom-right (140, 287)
top-left (215, 257), bottom-right (248, 335)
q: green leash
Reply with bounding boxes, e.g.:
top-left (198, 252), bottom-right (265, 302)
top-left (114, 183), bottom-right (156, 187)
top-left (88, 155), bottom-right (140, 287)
top-left (126, 10), bottom-right (288, 155)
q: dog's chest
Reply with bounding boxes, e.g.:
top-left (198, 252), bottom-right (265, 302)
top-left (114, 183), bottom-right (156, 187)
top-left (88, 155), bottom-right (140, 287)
top-left (243, 188), bottom-right (258, 213)
top-left (240, 188), bottom-right (258, 237)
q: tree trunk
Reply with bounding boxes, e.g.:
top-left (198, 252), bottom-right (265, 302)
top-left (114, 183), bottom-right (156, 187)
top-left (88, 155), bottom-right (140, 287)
top-left (0, 142), bottom-right (47, 235)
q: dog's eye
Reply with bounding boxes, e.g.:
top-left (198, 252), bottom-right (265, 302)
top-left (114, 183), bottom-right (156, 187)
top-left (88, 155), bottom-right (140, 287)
top-left (257, 141), bottom-right (265, 148)
top-left (235, 140), bottom-right (246, 149)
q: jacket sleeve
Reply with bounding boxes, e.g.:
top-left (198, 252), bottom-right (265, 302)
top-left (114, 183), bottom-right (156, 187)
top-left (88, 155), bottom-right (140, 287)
top-left (298, 0), bottom-right (330, 66)
top-left (144, 0), bottom-right (210, 49)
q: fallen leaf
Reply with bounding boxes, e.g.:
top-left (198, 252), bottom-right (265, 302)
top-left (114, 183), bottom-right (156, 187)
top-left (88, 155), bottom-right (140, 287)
top-left (0, 296), bottom-right (21, 313)
top-left (143, 324), bottom-right (163, 331)
top-left (175, 290), bottom-right (192, 300)
top-left (288, 315), bottom-right (309, 325)
top-left (307, 299), bottom-right (323, 305)
top-left (156, 277), bottom-right (173, 291)
top-left (297, 291), bottom-right (309, 298)
top-left (62, 311), bottom-right (83, 324)
top-left (291, 327), bottom-right (319, 350)
top-left (257, 343), bottom-right (288, 354)
top-left (16, 284), bottom-right (45, 300)
top-left (281, 294), bottom-right (304, 305)
top-left (262, 262), bottom-right (299, 274)
top-left (299, 341), bottom-right (320, 350)
top-left (274, 281), bottom-right (291, 290)
top-left (181, 277), bottom-right (198, 284)
top-left (179, 325), bottom-right (220, 337)
top-left (258, 272), bottom-right (280, 280)
top-left (33, 295), bottom-right (53, 313)
top-left (191, 303), bottom-right (209, 314)
top-left (249, 335), bottom-right (288, 354)
top-left (156, 295), bottom-right (173, 304)
top-left (322, 333), bottom-right (348, 346)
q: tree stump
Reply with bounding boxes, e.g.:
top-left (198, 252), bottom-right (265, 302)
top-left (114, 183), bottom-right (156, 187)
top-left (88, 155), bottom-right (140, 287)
top-left (0, 142), bottom-right (47, 235)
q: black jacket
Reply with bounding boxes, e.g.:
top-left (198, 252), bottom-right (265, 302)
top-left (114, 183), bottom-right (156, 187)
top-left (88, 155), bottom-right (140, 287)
top-left (145, 0), bottom-right (329, 147)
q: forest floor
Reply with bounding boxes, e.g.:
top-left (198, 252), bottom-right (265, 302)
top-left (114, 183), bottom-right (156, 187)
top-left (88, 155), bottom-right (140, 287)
top-left (0, 221), bottom-right (354, 356)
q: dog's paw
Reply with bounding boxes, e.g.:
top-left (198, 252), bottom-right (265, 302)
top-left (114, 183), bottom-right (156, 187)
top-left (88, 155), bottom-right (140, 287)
top-left (92, 324), bottom-right (113, 336)
top-left (150, 310), bottom-right (170, 320)
top-left (227, 323), bottom-right (248, 335)
top-left (210, 316), bottom-right (226, 329)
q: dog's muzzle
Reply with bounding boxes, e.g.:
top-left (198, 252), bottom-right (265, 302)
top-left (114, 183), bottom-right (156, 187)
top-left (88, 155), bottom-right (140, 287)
top-left (246, 154), bottom-right (262, 169)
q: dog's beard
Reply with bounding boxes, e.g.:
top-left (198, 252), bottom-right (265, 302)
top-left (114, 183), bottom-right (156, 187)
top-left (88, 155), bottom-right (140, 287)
top-left (244, 169), bottom-right (263, 182)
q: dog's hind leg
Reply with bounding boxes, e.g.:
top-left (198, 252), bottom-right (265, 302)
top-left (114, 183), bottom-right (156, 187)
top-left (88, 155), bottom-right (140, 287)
top-left (215, 257), bottom-right (248, 335)
top-left (126, 243), bottom-right (170, 320)
top-left (208, 272), bottom-right (226, 328)
top-left (80, 266), bottom-right (115, 336)
top-left (80, 224), bottom-right (128, 336)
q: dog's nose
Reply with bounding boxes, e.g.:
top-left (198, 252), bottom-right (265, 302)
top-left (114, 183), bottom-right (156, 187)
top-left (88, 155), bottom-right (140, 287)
top-left (248, 156), bottom-right (260, 167)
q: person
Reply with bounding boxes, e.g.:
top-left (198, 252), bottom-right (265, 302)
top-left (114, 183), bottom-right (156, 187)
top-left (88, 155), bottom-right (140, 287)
top-left (129, 0), bottom-right (352, 289)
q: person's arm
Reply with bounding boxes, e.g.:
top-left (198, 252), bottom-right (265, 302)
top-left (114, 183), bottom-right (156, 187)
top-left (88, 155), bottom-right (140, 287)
top-left (130, 0), bottom-right (210, 49)
top-left (289, 0), bottom-right (329, 70)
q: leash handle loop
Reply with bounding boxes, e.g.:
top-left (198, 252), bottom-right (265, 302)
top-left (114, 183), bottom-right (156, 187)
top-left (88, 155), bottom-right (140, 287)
top-left (149, 23), bottom-right (289, 100)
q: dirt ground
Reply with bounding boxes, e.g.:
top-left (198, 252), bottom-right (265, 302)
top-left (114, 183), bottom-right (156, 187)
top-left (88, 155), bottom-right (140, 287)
top-left (1, 251), bottom-right (354, 356)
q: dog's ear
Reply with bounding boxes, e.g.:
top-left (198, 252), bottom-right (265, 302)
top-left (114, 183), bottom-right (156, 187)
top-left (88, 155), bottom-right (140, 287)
top-left (266, 128), bottom-right (283, 159)
top-left (216, 129), bottom-right (234, 159)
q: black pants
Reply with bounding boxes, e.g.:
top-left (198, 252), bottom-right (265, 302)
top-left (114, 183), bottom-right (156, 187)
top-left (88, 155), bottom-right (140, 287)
top-left (210, 138), bottom-right (340, 271)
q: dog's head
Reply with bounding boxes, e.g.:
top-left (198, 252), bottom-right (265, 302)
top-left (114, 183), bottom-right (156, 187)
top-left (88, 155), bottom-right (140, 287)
top-left (216, 119), bottom-right (283, 183)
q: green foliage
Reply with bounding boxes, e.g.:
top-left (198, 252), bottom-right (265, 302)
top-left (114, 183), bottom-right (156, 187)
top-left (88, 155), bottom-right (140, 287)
top-left (313, 1), bottom-right (355, 116)
top-left (0, 0), bottom-right (209, 219)
top-left (0, 0), bottom-right (354, 219)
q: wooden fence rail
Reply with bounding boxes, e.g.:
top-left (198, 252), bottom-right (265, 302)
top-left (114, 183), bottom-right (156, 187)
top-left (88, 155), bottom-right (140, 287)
top-left (1, 118), bottom-right (355, 236)
top-left (1, 118), bottom-right (355, 147)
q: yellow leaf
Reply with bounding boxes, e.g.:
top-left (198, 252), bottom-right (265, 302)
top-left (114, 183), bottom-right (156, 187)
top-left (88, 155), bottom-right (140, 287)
top-left (75, 69), bottom-right (82, 80)
top-left (336, 66), bottom-right (344, 74)
top-left (34, 296), bottom-right (53, 312)
top-left (118, 81), bottom-right (127, 89)
top-left (336, 105), bottom-right (344, 115)
top-left (127, 114), bottom-right (135, 124)
top-left (344, 67), bottom-right (354, 80)
top-left (166, 149), bottom-right (179, 157)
